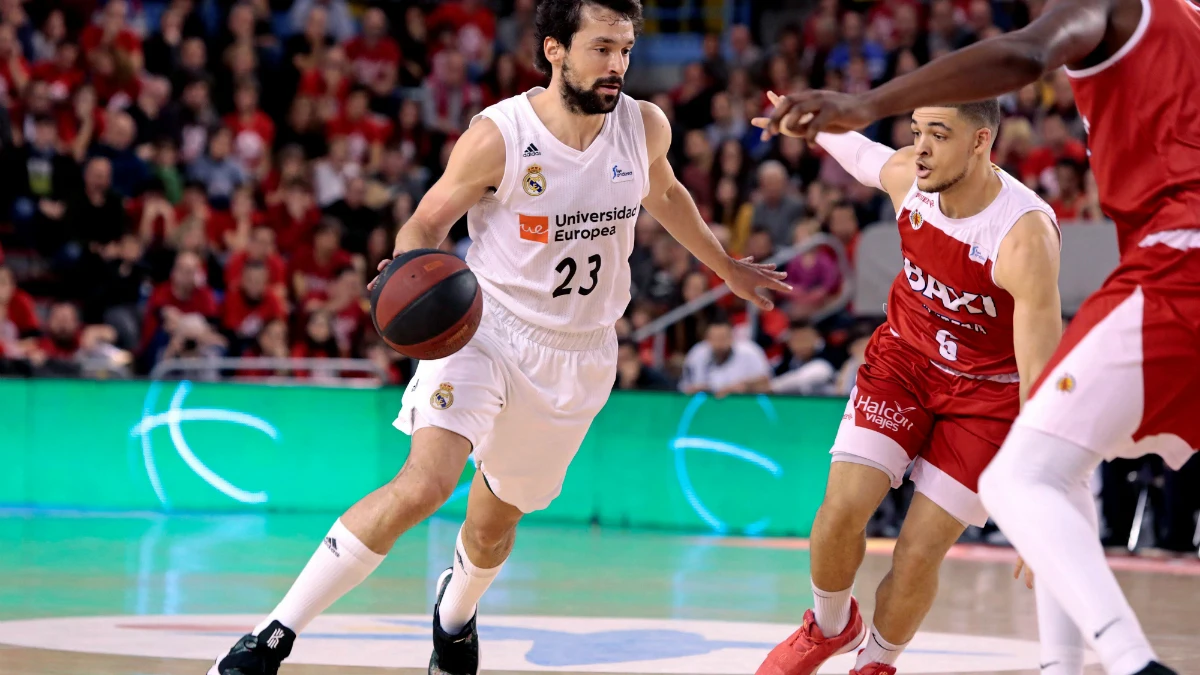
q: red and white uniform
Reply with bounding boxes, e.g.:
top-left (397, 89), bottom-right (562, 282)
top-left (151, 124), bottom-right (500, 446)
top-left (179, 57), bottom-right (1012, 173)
top-left (833, 168), bottom-right (1057, 526)
top-left (1018, 0), bottom-right (1200, 469)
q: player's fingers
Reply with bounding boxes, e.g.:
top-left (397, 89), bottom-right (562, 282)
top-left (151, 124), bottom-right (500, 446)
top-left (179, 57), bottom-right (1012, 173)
top-left (766, 90), bottom-right (782, 106)
top-left (1026, 569), bottom-right (1035, 590)
top-left (804, 106), bottom-right (836, 144)
top-left (765, 96), bottom-right (796, 138)
top-left (751, 117), bottom-right (770, 129)
top-left (1013, 559), bottom-right (1023, 579)
top-left (764, 275), bottom-right (793, 292)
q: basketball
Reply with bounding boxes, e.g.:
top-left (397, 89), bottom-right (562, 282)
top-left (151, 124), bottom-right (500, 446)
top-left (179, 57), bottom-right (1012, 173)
top-left (370, 249), bottom-right (483, 360)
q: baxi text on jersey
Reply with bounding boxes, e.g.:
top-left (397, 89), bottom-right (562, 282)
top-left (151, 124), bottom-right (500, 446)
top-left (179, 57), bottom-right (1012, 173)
top-left (552, 204), bottom-right (639, 242)
top-left (903, 258), bottom-right (997, 317)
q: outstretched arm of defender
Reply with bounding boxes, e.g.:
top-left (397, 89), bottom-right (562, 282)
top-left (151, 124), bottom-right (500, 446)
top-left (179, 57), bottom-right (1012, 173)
top-left (638, 100), bottom-right (792, 310)
top-left (759, 0), bottom-right (1114, 140)
top-left (993, 211), bottom-right (1063, 406)
top-left (391, 119), bottom-right (506, 255)
top-left (759, 91), bottom-right (914, 209)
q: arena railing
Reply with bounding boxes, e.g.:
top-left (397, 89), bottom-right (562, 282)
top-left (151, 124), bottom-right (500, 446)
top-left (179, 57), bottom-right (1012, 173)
top-left (631, 233), bottom-right (854, 368)
top-left (149, 357), bottom-right (390, 386)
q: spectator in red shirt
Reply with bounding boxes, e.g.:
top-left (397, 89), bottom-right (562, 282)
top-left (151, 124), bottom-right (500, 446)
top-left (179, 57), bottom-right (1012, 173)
top-left (79, 0), bottom-right (145, 73)
top-left (427, 0), bottom-right (496, 68)
top-left (326, 87), bottom-right (391, 170)
top-left (299, 46), bottom-right (351, 119)
top-left (1048, 158), bottom-right (1101, 222)
top-left (31, 42), bottom-right (84, 107)
top-left (343, 7), bottom-right (399, 101)
top-left (224, 79), bottom-right (276, 179)
top-left (222, 260), bottom-right (288, 354)
top-left (266, 178), bottom-right (322, 254)
top-left (33, 302), bottom-right (84, 362)
top-left (303, 265), bottom-right (369, 357)
top-left (1020, 113), bottom-right (1088, 190)
top-left (422, 48), bottom-right (484, 138)
top-left (291, 309), bottom-right (343, 380)
top-left (140, 250), bottom-right (220, 353)
top-left (0, 23), bottom-right (30, 108)
top-left (0, 266), bottom-right (41, 354)
top-left (290, 218), bottom-right (352, 301)
top-left (225, 225), bottom-right (289, 302)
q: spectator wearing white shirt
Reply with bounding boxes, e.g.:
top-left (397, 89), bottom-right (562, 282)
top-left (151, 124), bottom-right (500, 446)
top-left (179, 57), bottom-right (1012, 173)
top-left (680, 317), bottom-right (772, 397)
top-left (770, 322), bottom-right (836, 395)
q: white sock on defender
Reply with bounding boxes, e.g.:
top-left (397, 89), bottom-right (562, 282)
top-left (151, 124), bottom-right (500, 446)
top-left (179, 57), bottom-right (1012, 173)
top-left (253, 520), bottom-right (385, 635)
top-left (855, 625), bottom-right (908, 668)
top-left (980, 427), bottom-right (1156, 675)
top-left (438, 527), bottom-right (504, 635)
top-left (811, 581), bottom-right (853, 636)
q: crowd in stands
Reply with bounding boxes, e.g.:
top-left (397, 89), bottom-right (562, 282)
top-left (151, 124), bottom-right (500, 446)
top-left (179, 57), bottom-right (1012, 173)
top-left (0, 0), bottom-right (1098, 388)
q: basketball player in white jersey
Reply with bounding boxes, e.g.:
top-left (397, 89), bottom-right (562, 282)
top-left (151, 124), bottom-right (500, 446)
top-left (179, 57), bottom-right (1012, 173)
top-left (751, 95), bottom-right (1065, 675)
top-left (208, 1), bottom-right (790, 674)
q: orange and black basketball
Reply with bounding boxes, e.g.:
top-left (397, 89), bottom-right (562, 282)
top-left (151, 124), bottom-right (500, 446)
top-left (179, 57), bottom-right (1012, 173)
top-left (370, 249), bottom-right (483, 360)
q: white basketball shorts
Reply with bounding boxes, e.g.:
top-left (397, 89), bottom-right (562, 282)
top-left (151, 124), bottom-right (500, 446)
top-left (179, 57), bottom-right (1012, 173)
top-left (394, 294), bottom-right (617, 513)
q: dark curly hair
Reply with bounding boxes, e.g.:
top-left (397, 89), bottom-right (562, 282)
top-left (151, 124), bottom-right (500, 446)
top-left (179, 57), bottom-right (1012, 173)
top-left (533, 0), bottom-right (645, 77)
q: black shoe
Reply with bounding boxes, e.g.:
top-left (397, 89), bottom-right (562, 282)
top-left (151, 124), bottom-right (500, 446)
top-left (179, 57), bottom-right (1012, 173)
top-left (207, 620), bottom-right (296, 675)
top-left (1134, 662), bottom-right (1177, 675)
top-left (429, 567), bottom-right (480, 675)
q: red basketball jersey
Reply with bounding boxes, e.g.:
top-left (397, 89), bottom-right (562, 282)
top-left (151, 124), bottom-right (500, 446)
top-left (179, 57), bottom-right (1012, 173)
top-left (1066, 0), bottom-right (1200, 255)
top-left (887, 169), bottom-right (1058, 378)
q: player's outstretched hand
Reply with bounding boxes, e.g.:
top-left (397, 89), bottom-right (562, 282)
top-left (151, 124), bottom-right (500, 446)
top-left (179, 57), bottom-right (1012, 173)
top-left (720, 256), bottom-right (792, 311)
top-left (752, 90), bottom-right (876, 143)
top-left (1014, 556), bottom-right (1035, 590)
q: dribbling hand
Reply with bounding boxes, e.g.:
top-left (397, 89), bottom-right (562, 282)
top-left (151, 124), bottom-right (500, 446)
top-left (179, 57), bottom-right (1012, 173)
top-left (719, 256), bottom-right (792, 311)
top-left (367, 251), bottom-right (400, 292)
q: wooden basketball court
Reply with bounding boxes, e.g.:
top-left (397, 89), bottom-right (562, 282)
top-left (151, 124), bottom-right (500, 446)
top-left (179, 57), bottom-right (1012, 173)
top-left (2, 510), bottom-right (1197, 674)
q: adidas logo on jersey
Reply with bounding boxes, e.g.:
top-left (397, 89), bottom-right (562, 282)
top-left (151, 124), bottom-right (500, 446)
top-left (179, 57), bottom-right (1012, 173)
top-left (522, 143), bottom-right (541, 157)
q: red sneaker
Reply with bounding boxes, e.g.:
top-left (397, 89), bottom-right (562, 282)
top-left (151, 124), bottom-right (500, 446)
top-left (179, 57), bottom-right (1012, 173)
top-left (755, 597), bottom-right (866, 675)
top-left (850, 660), bottom-right (897, 675)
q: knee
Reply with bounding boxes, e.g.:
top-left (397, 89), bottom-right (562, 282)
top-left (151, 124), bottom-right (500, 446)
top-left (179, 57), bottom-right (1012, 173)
top-left (814, 495), bottom-right (876, 538)
top-left (389, 464), bottom-right (458, 513)
top-left (891, 535), bottom-right (946, 581)
top-left (462, 519), bottom-right (516, 558)
top-left (979, 434), bottom-right (1031, 514)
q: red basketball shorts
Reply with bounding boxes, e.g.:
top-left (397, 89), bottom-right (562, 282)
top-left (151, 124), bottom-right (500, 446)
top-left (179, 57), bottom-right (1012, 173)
top-left (1017, 230), bottom-right (1200, 470)
top-left (831, 326), bottom-right (1020, 527)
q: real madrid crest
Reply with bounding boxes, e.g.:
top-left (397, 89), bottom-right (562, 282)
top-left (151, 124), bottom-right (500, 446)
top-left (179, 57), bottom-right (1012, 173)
top-left (430, 382), bottom-right (455, 410)
top-left (522, 164), bottom-right (547, 197)
top-left (909, 209), bottom-right (924, 230)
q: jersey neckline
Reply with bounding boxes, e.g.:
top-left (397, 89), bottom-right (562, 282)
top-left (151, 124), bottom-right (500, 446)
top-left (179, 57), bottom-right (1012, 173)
top-left (518, 87), bottom-right (613, 162)
top-left (927, 169), bottom-right (1011, 226)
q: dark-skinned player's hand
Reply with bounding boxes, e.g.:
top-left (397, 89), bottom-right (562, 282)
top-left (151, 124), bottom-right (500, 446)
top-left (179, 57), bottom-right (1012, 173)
top-left (751, 90), bottom-right (877, 143)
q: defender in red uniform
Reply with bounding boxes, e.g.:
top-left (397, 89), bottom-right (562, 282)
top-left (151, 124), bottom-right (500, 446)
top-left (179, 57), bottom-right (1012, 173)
top-left (760, 0), bottom-right (1200, 673)
top-left (755, 97), bottom-right (1063, 675)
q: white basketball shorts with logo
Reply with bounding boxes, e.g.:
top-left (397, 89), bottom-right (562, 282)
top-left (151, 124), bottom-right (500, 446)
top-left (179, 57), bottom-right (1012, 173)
top-left (394, 294), bottom-right (617, 513)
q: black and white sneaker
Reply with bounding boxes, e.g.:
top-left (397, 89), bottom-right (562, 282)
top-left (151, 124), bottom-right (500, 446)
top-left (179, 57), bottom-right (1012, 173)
top-left (429, 567), bottom-right (480, 675)
top-left (207, 620), bottom-right (295, 675)
top-left (1134, 663), bottom-right (1177, 675)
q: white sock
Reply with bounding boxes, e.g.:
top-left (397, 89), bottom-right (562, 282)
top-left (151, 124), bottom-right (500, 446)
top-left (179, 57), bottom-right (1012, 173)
top-left (811, 581), bottom-right (853, 637)
top-left (979, 427), bottom-right (1157, 675)
top-left (253, 519), bottom-right (385, 635)
top-left (855, 625), bottom-right (907, 669)
top-left (438, 527), bottom-right (504, 635)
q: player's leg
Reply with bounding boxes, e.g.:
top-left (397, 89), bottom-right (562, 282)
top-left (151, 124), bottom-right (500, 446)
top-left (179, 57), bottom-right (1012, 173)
top-left (980, 284), bottom-right (1196, 675)
top-left (209, 335), bottom-right (507, 675)
top-left (437, 468), bottom-right (524, 634)
top-left (860, 491), bottom-right (965, 673)
top-left (757, 360), bottom-right (932, 675)
top-left (207, 427), bottom-right (472, 675)
top-left (809, 461), bottom-right (893, 635)
top-left (1032, 474), bottom-right (1096, 675)
top-left (429, 467), bottom-right (525, 675)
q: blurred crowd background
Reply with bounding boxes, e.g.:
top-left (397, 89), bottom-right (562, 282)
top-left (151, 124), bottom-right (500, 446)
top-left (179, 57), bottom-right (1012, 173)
top-left (0, 0), bottom-right (1194, 553)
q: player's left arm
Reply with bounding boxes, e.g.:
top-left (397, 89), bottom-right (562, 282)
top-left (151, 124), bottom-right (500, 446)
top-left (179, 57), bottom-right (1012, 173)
top-left (638, 100), bottom-right (792, 310)
top-left (993, 211), bottom-right (1063, 406)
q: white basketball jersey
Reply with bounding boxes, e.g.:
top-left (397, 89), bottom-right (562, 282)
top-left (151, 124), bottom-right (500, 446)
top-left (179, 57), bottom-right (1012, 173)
top-left (465, 87), bottom-right (650, 334)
